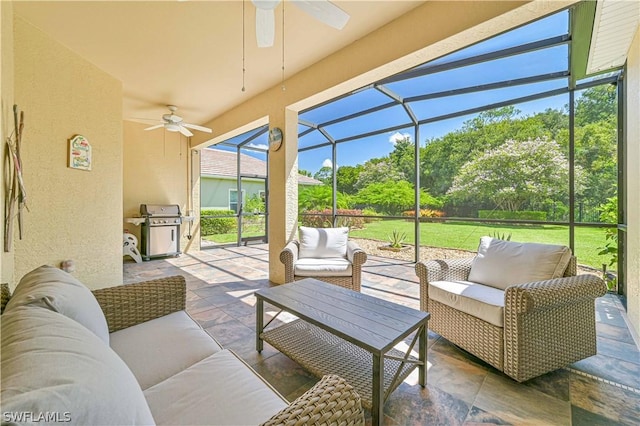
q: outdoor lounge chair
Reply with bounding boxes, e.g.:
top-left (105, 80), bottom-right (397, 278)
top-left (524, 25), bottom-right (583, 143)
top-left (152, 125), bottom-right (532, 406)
top-left (280, 226), bottom-right (367, 292)
top-left (416, 237), bottom-right (607, 382)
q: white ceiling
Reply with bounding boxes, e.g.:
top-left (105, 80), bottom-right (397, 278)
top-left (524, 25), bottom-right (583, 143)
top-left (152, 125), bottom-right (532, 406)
top-left (14, 0), bottom-right (423, 127)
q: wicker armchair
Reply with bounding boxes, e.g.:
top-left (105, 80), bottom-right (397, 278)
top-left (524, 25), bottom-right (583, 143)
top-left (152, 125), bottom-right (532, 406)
top-left (280, 240), bottom-right (367, 292)
top-left (416, 255), bottom-right (607, 382)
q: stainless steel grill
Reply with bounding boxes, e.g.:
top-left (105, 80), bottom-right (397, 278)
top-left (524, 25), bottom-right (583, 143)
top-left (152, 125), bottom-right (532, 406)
top-left (139, 204), bottom-right (182, 260)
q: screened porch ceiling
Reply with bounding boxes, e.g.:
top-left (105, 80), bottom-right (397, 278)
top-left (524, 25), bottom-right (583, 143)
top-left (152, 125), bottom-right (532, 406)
top-left (212, 2), bottom-right (635, 154)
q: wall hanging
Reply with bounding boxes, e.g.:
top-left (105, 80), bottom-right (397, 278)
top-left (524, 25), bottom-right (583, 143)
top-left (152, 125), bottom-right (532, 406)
top-left (68, 134), bottom-right (92, 171)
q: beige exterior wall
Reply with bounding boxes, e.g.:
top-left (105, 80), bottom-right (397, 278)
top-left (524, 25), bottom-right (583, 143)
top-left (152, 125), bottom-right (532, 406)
top-left (191, 0), bottom-right (574, 283)
top-left (626, 27), bottom-right (640, 338)
top-left (11, 17), bottom-right (123, 289)
top-left (123, 120), bottom-right (197, 253)
top-left (1, 1), bottom-right (15, 285)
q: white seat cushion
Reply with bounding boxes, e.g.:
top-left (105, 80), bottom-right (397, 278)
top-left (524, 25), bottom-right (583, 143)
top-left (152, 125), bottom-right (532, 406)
top-left (5, 265), bottom-right (110, 344)
top-left (298, 226), bottom-right (349, 259)
top-left (294, 257), bottom-right (353, 277)
top-left (429, 280), bottom-right (505, 327)
top-left (1, 306), bottom-right (154, 425)
top-left (468, 237), bottom-right (572, 290)
top-left (144, 349), bottom-right (288, 425)
top-left (110, 311), bottom-right (223, 390)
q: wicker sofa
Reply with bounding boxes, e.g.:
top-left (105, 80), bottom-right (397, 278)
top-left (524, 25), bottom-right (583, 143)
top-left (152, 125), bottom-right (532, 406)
top-left (416, 237), bottom-right (607, 382)
top-left (1, 265), bottom-right (364, 425)
top-left (280, 226), bottom-right (367, 292)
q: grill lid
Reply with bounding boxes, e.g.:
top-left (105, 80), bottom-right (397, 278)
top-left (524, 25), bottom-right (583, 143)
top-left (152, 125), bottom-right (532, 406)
top-left (140, 204), bottom-right (181, 217)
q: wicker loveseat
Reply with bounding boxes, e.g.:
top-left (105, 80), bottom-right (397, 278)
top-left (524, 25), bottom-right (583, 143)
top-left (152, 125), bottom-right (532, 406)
top-left (1, 266), bottom-right (364, 425)
top-left (280, 226), bottom-right (367, 292)
top-left (416, 237), bottom-right (606, 382)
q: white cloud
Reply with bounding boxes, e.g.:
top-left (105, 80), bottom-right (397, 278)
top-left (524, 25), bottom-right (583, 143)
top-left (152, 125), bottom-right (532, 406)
top-left (389, 132), bottom-right (411, 145)
top-left (322, 158), bottom-right (333, 168)
top-left (246, 143), bottom-right (269, 151)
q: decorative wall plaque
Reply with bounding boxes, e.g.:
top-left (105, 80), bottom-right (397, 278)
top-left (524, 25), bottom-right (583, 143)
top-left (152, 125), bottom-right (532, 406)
top-left (68, 134), bottom-right (92, 171)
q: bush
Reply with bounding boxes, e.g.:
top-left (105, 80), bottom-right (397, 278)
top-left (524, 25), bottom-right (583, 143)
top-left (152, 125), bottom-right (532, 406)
top-left (201, 210), bottom-right (236, 235)
top-left (300, 209), bottom-right (366, 229)
top-left (477, 210), bottom-right (547, 221)
top-left (402, 209), bottom-right (446, 219)
top-left (361, 208), bottom-right (382, 223)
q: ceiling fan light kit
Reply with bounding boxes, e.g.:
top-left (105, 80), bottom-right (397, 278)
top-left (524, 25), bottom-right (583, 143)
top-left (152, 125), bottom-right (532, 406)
top-left (144, 105), bottom-right (212, 138)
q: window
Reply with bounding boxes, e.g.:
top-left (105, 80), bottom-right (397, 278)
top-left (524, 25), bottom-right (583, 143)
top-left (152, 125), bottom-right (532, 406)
top-left (229, 189), bottom-right (245, 213)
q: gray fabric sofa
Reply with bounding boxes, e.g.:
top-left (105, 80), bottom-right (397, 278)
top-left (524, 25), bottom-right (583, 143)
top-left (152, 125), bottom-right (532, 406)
top-left (1, 265), bottom-right (364, 425)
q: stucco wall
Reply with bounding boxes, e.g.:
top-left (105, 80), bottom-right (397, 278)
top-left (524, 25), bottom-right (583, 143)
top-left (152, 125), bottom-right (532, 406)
top-left (1, 1), bottom-right (14, 285)
top-left (12, 17), bottom-right (123, 289)
top-left (123, 120), bottom-right (194, 252)
top-left (626, 26), bottom-right (640, 339)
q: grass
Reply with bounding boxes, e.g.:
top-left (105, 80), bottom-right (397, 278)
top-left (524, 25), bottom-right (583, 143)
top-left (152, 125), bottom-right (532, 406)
top-left (202, 219), bottom-right (265, 244)
top-left (349, 219), bottom-right (612, 270)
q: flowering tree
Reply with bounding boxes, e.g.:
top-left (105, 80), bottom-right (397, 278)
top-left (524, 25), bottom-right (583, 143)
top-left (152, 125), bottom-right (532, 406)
top-left (447, 138), bottom-right (575, 211)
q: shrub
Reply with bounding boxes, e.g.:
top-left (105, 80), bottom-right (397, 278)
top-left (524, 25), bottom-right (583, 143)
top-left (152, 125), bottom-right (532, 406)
top-left (477, 210), bottom-right (547, 221)
top-left (300, 209), bottom-right (366, 229)
top-left (201, 209), bottom-right (236, 235)
top-left (402, 209), bottom-right (446, 221)
top-left (361, 208), bottom-right (382, 223)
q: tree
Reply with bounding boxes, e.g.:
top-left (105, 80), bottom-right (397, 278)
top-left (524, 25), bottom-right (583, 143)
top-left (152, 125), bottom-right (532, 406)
top-left (336, 165), bottom-right (363, 195)
top-left (313, 166), bottom-right (333, 185)
top-left (299, 185), bottom-right (351, 211)
top-left (575, 84), bottom-right (616, 126)
top-left (447, 138), bottom-right (573, 211)
top-left (298, 169), bottom-right (312, 177)
top-left (354, 180), bottom-right (436, 215)
top-left (354, 158), bottom-right (405, 190)
top-left (389, 136), bottom-right (415, 183)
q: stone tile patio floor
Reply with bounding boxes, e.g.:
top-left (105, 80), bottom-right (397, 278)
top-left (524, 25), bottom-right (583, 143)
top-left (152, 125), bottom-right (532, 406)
top-left (124, 244), bottom-right (640, 425)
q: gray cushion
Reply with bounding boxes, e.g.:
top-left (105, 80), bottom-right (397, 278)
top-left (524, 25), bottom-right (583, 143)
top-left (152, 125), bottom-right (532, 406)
top-left (110, 310), bottom-right (223, 390)
top-left (429, 280), bottom-right (505, 327)
top-left (294, 257), bottom-right (353, 277)
top-left (144, 349), bottom-right (288, 425)
top-left (5, 265), bottom-right (109, 344)
top-left (468, 237), bottom-right (572, 290)
top-left (1, 306), bottom-right (155, 425)
top-left (298, 226), bottom-right (349, 259)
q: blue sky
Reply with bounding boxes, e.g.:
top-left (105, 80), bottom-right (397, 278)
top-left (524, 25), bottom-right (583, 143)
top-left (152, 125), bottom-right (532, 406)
top-left (215, 10), bottom-right (573, 175)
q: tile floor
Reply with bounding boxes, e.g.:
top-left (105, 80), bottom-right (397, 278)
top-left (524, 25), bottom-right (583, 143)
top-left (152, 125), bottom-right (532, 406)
top-left (123, 244), bottom-right (640, 425)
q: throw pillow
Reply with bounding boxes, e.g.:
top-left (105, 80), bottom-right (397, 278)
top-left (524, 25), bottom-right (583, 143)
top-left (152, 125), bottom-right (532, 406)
top-left (468, 236), bottom-right (572, 290)
top-left (1, 306), bottom-right (155, 425)
top-left (5, 265), bottom-right (110, 344)
top-left (298, 226), bottom-right (349, 259)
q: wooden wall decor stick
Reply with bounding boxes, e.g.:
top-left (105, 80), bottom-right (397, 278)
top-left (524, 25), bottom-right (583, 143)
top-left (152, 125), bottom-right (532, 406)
top-left (4, 105), bottom-right (26, 252)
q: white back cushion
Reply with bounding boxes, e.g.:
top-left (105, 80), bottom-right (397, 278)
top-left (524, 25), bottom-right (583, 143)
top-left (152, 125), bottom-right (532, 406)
top-left (5, 265), bottom-right (109, 344)
top-left (298, 226), bottom-right (349, 259)
top-left (1, 306), bottom-right (155, 425)
top-left (468, 237), bottom-right (572, 290)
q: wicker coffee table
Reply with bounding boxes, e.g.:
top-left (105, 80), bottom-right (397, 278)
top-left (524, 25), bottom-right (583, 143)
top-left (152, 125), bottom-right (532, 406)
top-left (255, 278), bottom-right (429, 425)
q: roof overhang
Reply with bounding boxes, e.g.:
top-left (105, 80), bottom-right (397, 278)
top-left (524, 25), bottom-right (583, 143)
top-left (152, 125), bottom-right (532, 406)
top-left (571, 0), bottom-right (640, 86)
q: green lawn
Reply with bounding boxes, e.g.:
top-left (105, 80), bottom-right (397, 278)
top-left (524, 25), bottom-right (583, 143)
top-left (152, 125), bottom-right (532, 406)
top-left (349, 219), bottom-right (612, 270)
top-left (202, 219), bottom-right (265, 244)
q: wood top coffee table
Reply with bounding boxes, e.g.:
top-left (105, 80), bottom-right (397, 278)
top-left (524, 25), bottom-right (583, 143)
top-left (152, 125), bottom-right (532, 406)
top-left (255, 278), bottom-right (429, 425)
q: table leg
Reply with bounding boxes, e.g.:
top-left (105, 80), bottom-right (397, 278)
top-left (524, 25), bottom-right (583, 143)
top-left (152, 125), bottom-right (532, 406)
top-left (419, 323), bottom-right (427, 387)
top-left (256, 297), bottom-right (264, 353)
top-left (372, 353), bottom-right (383, 426)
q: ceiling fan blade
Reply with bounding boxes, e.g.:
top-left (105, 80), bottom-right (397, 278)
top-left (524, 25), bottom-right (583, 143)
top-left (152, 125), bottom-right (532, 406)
top-left (144, 124), bottom-right (165, 131)
top-left (255, 7), bottom-right (276, 48)
top-left (178, 126), bottom-right (194, 137)
top-left (293, 0), bottom-right (350, 30)
top-left (183, 123), bottom-right (213, 133)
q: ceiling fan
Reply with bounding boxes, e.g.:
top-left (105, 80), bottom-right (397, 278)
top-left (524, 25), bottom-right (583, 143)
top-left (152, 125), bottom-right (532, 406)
top-left (252, 0), bottom-right (350, 48)
top-left (144, 105), bottom-right (212, 137)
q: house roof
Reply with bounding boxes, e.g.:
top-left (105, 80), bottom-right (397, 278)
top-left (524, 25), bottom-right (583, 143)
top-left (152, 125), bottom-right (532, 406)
top-left (201, 148), bottom-right (321, 185)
